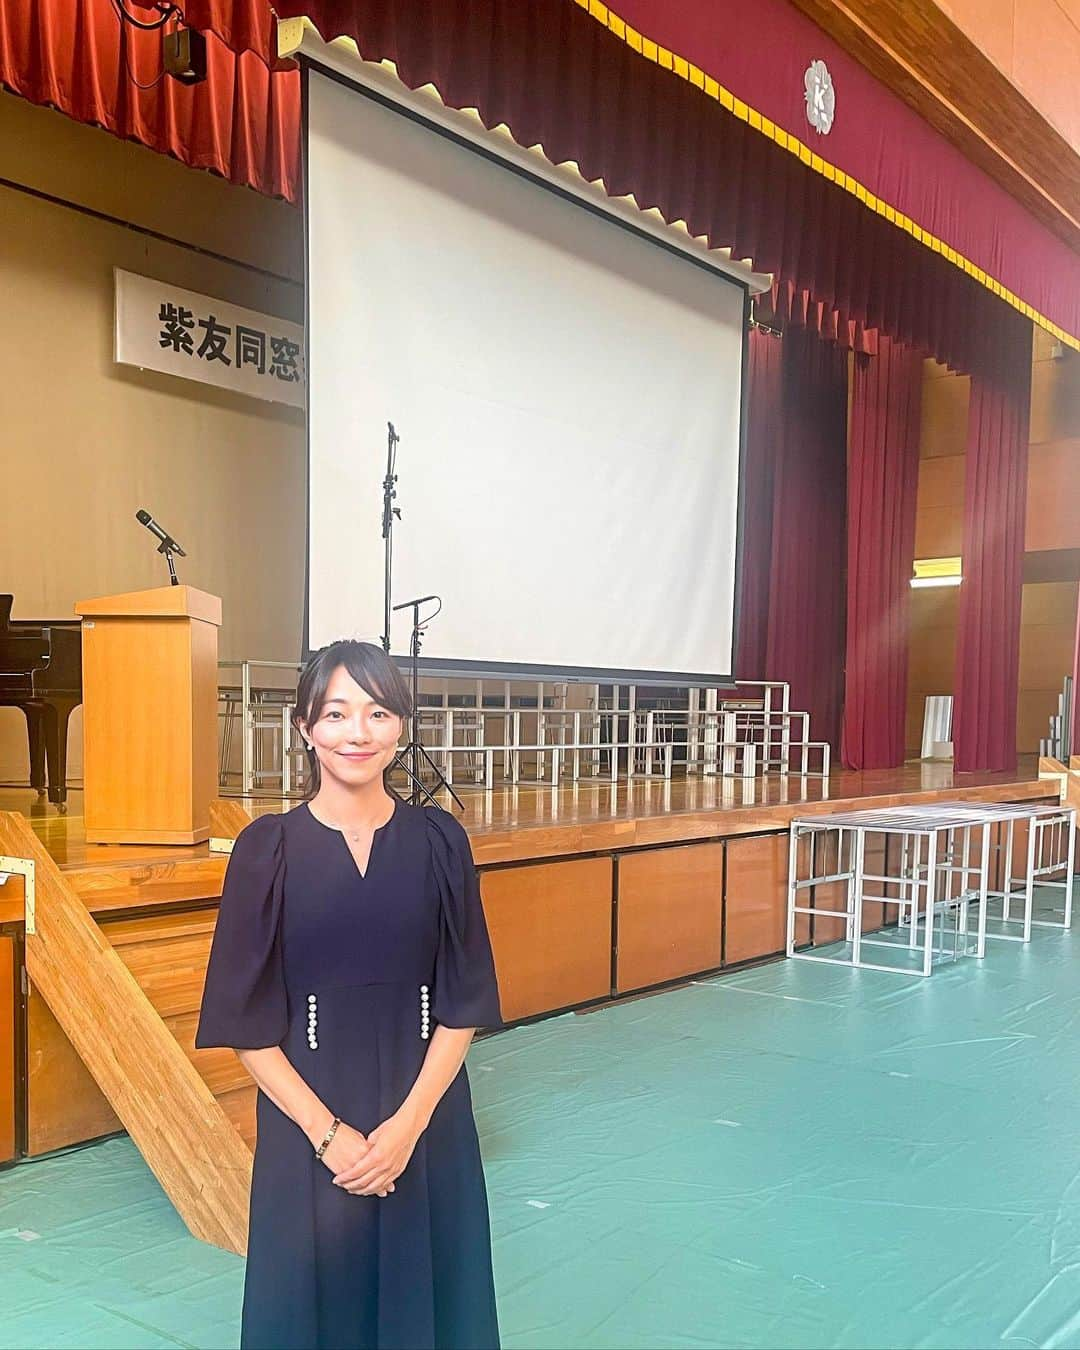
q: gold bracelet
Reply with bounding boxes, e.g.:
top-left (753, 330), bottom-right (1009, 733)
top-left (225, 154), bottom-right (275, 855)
top-left (314, 1116), bottom-right (341, 1160)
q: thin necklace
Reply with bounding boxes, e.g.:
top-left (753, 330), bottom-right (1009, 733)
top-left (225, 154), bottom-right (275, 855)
top-left (311, 801), bottom-right (393, 843)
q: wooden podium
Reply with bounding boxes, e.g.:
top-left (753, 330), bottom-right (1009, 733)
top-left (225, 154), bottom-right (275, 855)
top-left (75, 587), bottom-right (222, 845)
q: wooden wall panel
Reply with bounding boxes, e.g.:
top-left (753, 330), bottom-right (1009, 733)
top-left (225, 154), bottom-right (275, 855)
top-left (27, 906), bottom-right (253, 1156)
top-left (0, 938), bottom-right (14, 1164)
top-left (906, 586), bottom-right (961, 754)
top-left (615, 843), bottom-right (723, 992)
top-left (919, 363), bottom-right (970, 459)
top-left (479, 858), bottom-right (612, 1021)
top-left (725, 833), bottom-right (790, 965)
top-left (1017, 580), bottom-right (1079, 752)
top-left (1029, 350), bottom-right (1080, 450)
top-left (27, 981), bottom-right (120, 1155)
top-left (809, 833), bottom-right (851, 947)
top-left (1026, 442), bottom-right (1080, 552)
top-left (914, 454), bottom-right (966, 558)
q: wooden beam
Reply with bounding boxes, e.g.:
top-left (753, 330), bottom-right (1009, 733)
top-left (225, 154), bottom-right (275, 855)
top-left (0, 811), bottom-right (251, 1254)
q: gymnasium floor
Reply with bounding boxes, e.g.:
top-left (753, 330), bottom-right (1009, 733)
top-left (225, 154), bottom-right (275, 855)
top-left (2, 888), bottom-right (1078, 1349)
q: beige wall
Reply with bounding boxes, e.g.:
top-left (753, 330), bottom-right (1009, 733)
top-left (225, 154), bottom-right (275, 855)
top-left (933, 0), bottom-right (1080, 152)
top-left (906, 329), bottom-right (1080, 755)
top-left (0, 91), bottom-right (306, 783)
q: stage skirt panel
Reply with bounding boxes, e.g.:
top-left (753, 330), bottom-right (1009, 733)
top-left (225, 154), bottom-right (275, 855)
top-left (196, 801), bottom-right (502, 1350)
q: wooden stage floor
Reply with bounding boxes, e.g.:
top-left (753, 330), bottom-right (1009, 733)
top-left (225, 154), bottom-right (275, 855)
top-left (0, 757), bottom-right (1062, 1162)
top-left (0, 756), bottom-right (1054, 912)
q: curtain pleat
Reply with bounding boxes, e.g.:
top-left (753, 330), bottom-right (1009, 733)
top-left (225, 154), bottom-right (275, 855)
top-left (953, 315), bottom-right (1033, 771)
top-left (735, 327), bottom-right (783, 681)
top-left (1072, 589), bottom-right (1080, 758)
top-left (271, 0), bottom-right (1052, 377)
top-left (764, 329), bottom-right (849, 750)
top-left (840, 338), bottom-right (923, 769)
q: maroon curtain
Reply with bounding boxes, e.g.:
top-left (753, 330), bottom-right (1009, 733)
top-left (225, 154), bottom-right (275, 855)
top-left (953, 316), bottom-right (1034, 771)
top-left (1071, 586), bottom-right (1080, 758)
top-left (841, 338), bottom-right (923, 769)
top-left (275, 0), bottom-right (1076, 371)
top-left (735, 326), bottom-right (783, 681)
top-left (765, 329), bottom-right (848, 750)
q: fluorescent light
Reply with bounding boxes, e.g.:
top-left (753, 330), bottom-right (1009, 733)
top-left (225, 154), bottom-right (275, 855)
top-left (910, 555), bottom-right (962, 588)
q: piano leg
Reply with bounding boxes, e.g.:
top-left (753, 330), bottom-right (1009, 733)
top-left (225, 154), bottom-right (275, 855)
top-left (43, 697), bottom-right (80, 813)
top-left (21, 704), bottom-right (47, 796)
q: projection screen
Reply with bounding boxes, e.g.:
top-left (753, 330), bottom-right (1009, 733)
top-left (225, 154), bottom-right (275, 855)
top-left (305, 66), bottom-right (748, 683)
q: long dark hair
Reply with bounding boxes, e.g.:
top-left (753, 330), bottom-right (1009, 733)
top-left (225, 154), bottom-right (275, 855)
top-left (292, 640), bottom-right (413, 799)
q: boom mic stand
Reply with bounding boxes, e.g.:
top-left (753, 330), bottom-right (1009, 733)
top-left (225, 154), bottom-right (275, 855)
top-left (380, 422), bottom-right (401, 654)
top-left (391, 595), bottom-right (464, 811)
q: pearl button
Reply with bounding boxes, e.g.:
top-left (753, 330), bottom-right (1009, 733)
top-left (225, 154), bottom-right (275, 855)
top-left (308, 994), bottom-right (317, 1004)
top-left (420, 985), bottom-right (429, 994)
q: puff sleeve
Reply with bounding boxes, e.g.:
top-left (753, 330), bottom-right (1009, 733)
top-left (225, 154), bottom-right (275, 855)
top-left (196, 812), bottom-right (288, 1050)
top-left (426, 808), bottom-right (502, 1030)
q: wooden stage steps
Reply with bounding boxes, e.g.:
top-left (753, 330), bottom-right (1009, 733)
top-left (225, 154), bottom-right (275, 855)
top-left (0, 810), bottom-right (251, 1254)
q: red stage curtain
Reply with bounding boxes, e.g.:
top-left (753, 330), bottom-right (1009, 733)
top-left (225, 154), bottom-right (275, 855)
top-left (276, 0), bottom-right (1074, 373)
top-left (953, 316), bottom-right (1034, 772)
top-left (0, 0), bottom-right (299, 200)
top-left (599, 0), bottom-right (1078, 351)
top-left (1072, 588), bottom-right (1080, 758)
top-left (735, 326), bottom-right (783, 681)
top-left (758, 279), bottom-right (878, 357)
top-left (765, 328), bottom-right (848, 750)
top-left (841, 338), bottom-right (923, 769)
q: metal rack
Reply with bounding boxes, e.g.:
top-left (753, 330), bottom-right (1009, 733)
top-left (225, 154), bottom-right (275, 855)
top-left (218, 664), bottom-right (828, 797)
top-left (787, 799), bottom-right (1077, 979)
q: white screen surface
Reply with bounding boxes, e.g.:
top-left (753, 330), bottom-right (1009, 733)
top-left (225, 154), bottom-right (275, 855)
top-left (306, 69), bottom-right (746, 680)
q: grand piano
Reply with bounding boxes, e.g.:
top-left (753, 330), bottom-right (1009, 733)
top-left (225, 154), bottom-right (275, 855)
top-left (0, 595), bottom-right (82, 811)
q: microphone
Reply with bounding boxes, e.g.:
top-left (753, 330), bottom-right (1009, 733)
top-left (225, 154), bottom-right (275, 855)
top-left (136, 509), bottom-right (187, 557)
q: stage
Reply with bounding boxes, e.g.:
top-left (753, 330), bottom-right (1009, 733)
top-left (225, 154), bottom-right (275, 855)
top-left (0, 760), bottom-right (1062, 1167)
top-left (2, 756), bottom-right (1056, 881)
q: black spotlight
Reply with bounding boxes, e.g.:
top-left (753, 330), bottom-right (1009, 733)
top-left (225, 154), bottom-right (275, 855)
top-left (162, 26), bottom-right (207, 85)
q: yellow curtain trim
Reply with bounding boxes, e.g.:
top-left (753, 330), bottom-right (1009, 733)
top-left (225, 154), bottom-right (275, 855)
top-left (571, 0), bottom-right (1079, 351)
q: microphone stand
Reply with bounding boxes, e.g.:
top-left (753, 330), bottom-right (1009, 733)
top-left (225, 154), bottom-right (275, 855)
top-left (159, 541), bottom-right (181, 586)
top-left (380, 423), bottom-right (401, 654)
top-left (391, 596), bottom-right (464, 811)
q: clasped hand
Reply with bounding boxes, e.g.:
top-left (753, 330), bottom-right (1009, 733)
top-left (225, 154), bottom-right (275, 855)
top-left (321, 1109), bottom-right (422, 1198)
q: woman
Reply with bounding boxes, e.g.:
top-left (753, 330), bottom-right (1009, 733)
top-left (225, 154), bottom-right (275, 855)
top-left (197, 640), bottom-right (502, 1350)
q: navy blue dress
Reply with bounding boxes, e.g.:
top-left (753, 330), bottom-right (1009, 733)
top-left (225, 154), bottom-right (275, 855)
top-left (196, 800), bottom-right (502, 1350)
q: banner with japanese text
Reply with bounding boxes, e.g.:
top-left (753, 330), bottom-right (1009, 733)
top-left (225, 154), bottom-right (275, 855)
top-left (114, 269), bottom-right (305, 408)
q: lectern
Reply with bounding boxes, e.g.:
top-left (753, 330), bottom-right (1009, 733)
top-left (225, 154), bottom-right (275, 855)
top-left (75, 586), bottom-right (222, 845)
